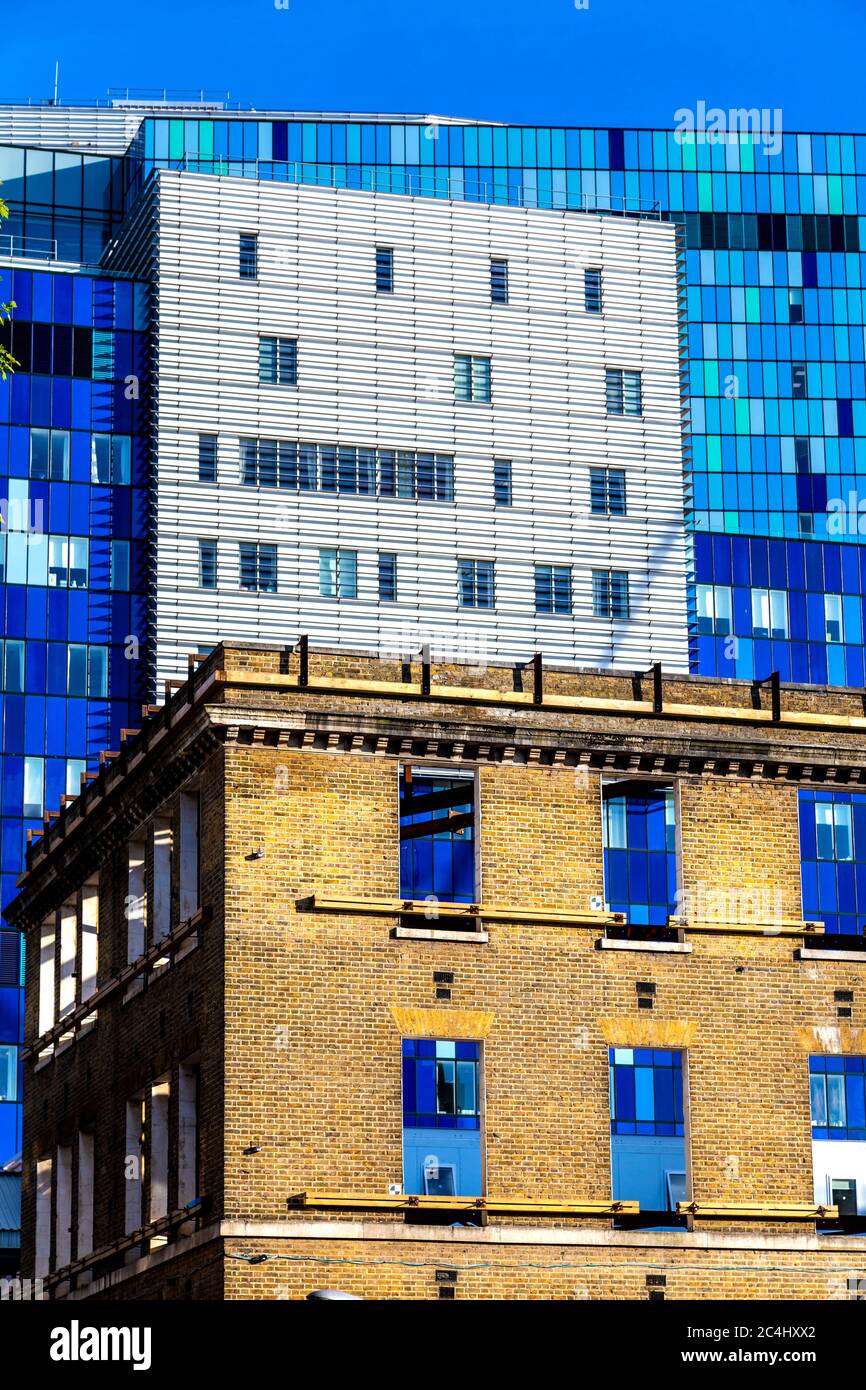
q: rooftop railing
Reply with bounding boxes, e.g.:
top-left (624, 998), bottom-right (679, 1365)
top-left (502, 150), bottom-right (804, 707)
top-left (162, 156), bottom-right (662, 216)
top-left (0, 233), bottom-right (58, 261)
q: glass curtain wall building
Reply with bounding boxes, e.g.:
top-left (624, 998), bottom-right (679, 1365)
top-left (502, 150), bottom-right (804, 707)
top-left (0, 99), bottom-right (864, 1195)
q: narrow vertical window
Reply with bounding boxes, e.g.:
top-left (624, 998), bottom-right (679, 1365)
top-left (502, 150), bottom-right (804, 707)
top-left (58, 899), bottom-right (77, 1020)
top-left (178, 1061), bottom-right (200, 1209)
top-left (199, 539), bottom-right (217, 590)
top-left (590, 466), bottom-right (627, 515)
top-left (179, 791), bottom-right (201, 922)
top-left (55, 1144), bottom-right (72, 1270)
top-left (239, 232), bottom-right (258, 280)
top-left (789, 288), bottom-right (804, 323)
top-left (584, 267), bottom-right (602, 313)
top-left (375, 246), bottom-right (394, 293)
top-left (127, 841), bottom-right (146, 963)
top-left (124, 1094), bottom-right (144, 1235)
top-left (153, 818), bottom-right (173, 942)
top-left (35, 1155), bottom-right (52, 1278)
top-left (38, 914), bottom-right (56, 1040)
top-left (198, 434), bottom-right (217, 481)
top-left (23, 755), bottom-right (44, 818)
top-left (77, 1131), bottom-right (94, 1260)
top-left (110, 538), bottom-right (130, 591)
top-left (378, 552), bottom-right (397, 602)
top-left (792, 362), bottom-right (807, 398)
top-left (149, 1078), bottom-right (171, 1223)
top-left (80, 877), bottom-right (98, 1005)
top-left (490, 258), bottom-right (509, 304)
top-left (493, 459), bottom-right (512, 506)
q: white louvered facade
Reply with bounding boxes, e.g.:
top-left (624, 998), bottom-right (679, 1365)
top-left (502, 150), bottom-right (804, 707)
top-left (114, 170), bottom-right (689, 685)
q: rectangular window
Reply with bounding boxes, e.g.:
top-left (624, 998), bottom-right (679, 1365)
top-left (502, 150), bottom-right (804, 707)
top-left (609, 1047), bottom-right (686, 1215)
top-left (789, 288), bottom-right (804, 324)
top-left (590, 466), bottom-right (627, 515)
top-left (751, 588), bottom-right (789, 639)
top-left (23, 755), bottom-right (44, 818)
top-left (80, 877), bottom-right (98, 1005)
top-left (48, 536), bottom-right (89, 589)
top-left (91, 434), bottom-right (130, 485)
top-left (319, 547), bottom-right (358, 599)
top-left (239, 233), bottom-right (258, 280)
top-left (603, 780), bottom-right (678, 932)
top-left (809, 1056), bottom-right (866, 1142)
top-left (584, 267), bottom-right (603, 313)
top-left (198, 434), bottom-right (217, 482)
top-left (239, 542), bottom-right (277, 593)
top-left (535, 564), bottom-right (573, 615)
top-left (799, 789), bottom-right (866, 936)
top-left (375, 246), bottom-right (394, 293)
top-left (38, 915), bottom-right (56, 1039)
top-left (493, 459), bottom-right (512, 506)
top-left (402, 1038), bottom-right (482, 1199)
top-left (592, 569), bottom-right (630, 619)
top-left (233, 438), bottom-right (454, 501)
top-left (605, 368), bottom-right (642, 416)
top-left (1, 638), bottom-right (25, 692)
top-left (399, 767), bottom-right (476, 903)
top-left (454, 354), bottom-right (491, 403)
top-left (825, 593), bottom-right (844, 644)
top-left (696, 583), bottom-right (732, 636)
top-left (458, 558), bottom-right (494, 609)
top-left (0, 1044), bottom-right (17, 1102)
top-left (30, 428), bottom-right (70, 481)
top-left (58, 899), bottom-right (76, 1019)
top-left (259, 335), bottom-right (297, 385)
top-left (199, 539), bottom-right (217, 590)
top-left (792, 362), bottom-right (807, 398)
top-left (490, 258), bottom-right (509, 304)
top-left (378, 552), bottom-right (397, 602)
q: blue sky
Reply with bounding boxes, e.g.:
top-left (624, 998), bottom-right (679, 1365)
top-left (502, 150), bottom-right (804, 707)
top-left (3, 0), bottom-right (864, 130)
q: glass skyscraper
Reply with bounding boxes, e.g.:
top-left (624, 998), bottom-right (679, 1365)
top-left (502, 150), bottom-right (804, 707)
top-left (0, 101), bottom-right (864, 1238)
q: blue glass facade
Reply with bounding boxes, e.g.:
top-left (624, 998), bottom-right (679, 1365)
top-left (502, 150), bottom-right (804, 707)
top-left (0, 262), bottom-right (149, 1162)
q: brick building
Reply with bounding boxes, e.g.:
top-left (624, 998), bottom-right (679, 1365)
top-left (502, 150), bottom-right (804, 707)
top-left (7, 640), bottom-right (866, 1300)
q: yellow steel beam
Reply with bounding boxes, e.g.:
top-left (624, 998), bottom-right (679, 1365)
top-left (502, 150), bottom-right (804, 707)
top-left (310, 895), bottom-right (622, 927)
top-left (287, 1191), bottom-right (639, 1215)
top-left (671, 918), bottom-right (824, 938)
top-left (678, 1201), bottom-right (838, 1220)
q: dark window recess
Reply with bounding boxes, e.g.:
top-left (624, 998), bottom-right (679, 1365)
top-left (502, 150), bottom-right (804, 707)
top-left (835, 990), bottom-right (855, 1002)
top-left (0, 321), bottom-right (94, 377)
top-left (685, 212), bottom-right (858, 254)
top-left (435, 1269), bottom-right (458, 1283)
top-left (375, 246), bottom-right (394, 293)
top-left (638, 998), bottom-right (654, 1010)
top-left (490, 258), bottom-right (509, 304)
top-left (433, 972), bottom-right (454, 985)
top-left (438, 1286), bottom-right (456, 1300)
top-left (646, 1275), bottom-right (667, 1287)
top-left (239, 233), bottom-right (258, 280)
top-left (435, 987), bottom-right (452, 1001)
